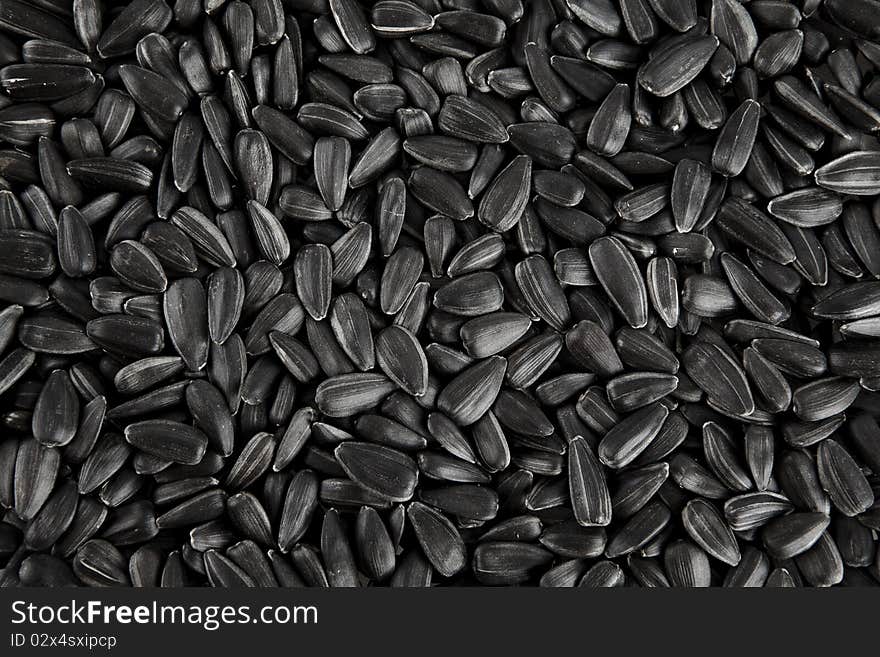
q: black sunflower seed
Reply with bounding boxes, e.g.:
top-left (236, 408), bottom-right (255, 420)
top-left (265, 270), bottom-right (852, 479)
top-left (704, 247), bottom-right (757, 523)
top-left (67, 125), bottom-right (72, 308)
top-left (514, 256), bottom-right (570, 331)
top-left (50, 209), bottom-right (91, 280)
top-left (32, 369), bottom-right (79, 448)
top-left (316, 373), bottom-right (397, 418)
top-left (86, 315), bottom-right (163, 358)
top-left (569, 436), bottom-right (612, 527)
top-left (14, 438), bottom-right (60, 521)
top-left (124, 420), bottom-right (208, 466)
top-left (815, 151), bottom-right (880, 196)
top-left (816, 439), bottom-right (875, 517)
top-left (407, 501), bottom-right (466, 577)
top-left (164, 278), bottom-right (208, 371)
top-left (590, 237), bottom-right (648, 329)
top-left (295, 244), bottom-right (332, 321)
top-left (712, 99), bottom-right (761, 178)
top-left (335, 442), bottom-right (417, 503)
top-left (639, 35), bottom-right (718, 97)
top-left (683, 342), bottom-right (754, 416)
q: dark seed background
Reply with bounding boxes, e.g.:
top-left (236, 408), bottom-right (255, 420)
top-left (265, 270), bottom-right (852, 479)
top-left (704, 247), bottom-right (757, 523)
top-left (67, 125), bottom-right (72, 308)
top-left (0, 0), bottom-right (878, 589)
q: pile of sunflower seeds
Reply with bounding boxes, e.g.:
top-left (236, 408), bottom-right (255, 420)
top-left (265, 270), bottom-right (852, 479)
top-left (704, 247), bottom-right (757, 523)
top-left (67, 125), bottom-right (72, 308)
top-left (0, 0), bottom-right (879, 588)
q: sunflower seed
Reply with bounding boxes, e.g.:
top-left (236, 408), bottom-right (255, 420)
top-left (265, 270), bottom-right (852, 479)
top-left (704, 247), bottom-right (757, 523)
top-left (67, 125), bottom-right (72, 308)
top-left (605, 500), bottom-right (671, 558)
top-left (407, 501), bottom-right (466, 577)
top-left (437, 355), bottom-right (507, 427)
top-left (125, 420), bottom-right (208, 466)
top-left (816, 439), bottom-right (874, 517)
top-left (375, 325), bottom-right (428, 397)
top-left (664, 540), bottom-right (711, 587)
top-left (763, 512), bottom-right (830, 559)
top-left (514, 256), bottom-right (570, 331)
top-left (478, 155), bottom-right (531, 232)
top-left (334, 442), bottom-right (417, 503)
top-left (569, 436), bottom-right (612, 527)
top-left (815, 151), bottom-right (880, 195)
top-left (712, 99), bottom-right (761, 178)
top-left (774, 75), bottom-right (850, 138)
top-left (599, 403), bottom-right (669, 470)
top-left (640, 35), bottom-right (718, 97)
top-left (275, 470), bottom-right (319, 552)
top-left (682, 499), bottom-right (741, 566)
top-left (14, 438), bottom-right (60, 521)
top-left (164, 278), bottom-right (208, 371)
top-left (589, 236), bottom-right (648, 329)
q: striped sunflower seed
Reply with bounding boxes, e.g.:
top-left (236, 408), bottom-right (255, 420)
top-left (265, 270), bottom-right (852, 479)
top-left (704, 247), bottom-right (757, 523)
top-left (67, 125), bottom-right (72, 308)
top-left (599, 403), bottom-right (669, 469)
top-left (569, 436), bottom-right (612, 527)
top-left (163, 278), bottom-right (208, 371)
top-left (682, 499), bottom-right (741, 566)
top-left (375, 325), bottom-right (428, 397)
top-left (124, 420), bottom-right (208, 466)
top-left (816, 439), bottom-right (875, 517)
top-left (14, 438), bottom-right (60, 521)
top-left (514, 255), bottom-right (570, 331)
top-left (478, 155), bottom-right (531, 232)
top-left (683, 342), bottom-right (754, 416)
top-left (763, 512), bottom-right (830, 559)
top-left (32, 369), bottom-right (79, 448)
top-left (589, 236), bottom-right (648, 329)
top-left (316, 373), bottom-right (397, 418)
top-left (437, 355), bottom-right (507, 427)
top-left (814, 151), bottom-right (880, 195)
top-left (335, 442), bottom-right (417, 503)
top-left (586, 84), bottom-right (631, 156)
top-left (664, 540), bottom-right (711, 587)
top-left (407, 501), bottom-right (466, 577)
top-left (711, 99), bottom-right (761, 177)
top-left (639, 35), bottom-right (718, 97)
